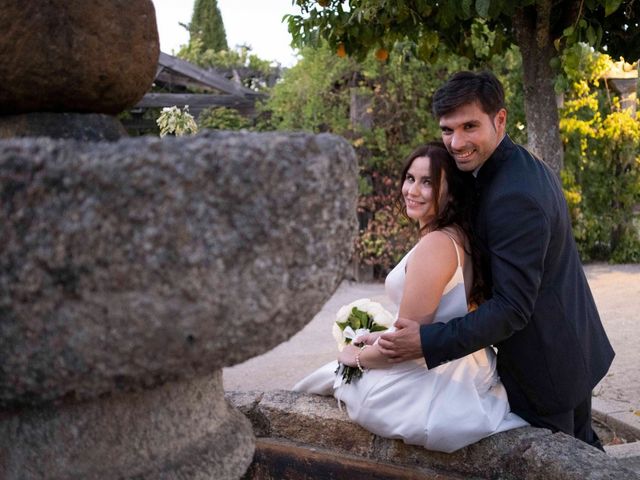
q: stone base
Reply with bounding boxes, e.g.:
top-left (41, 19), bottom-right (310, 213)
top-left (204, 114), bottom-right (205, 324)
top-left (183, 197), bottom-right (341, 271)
top-left (0, 112), bottom-right (127, 141)
top-left (228, 390), bottom-right (640, 480)
top-left (0, 372), bottom-right (254, 479)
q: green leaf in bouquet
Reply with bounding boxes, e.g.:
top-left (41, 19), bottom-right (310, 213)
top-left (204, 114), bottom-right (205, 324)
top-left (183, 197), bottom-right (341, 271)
top-left (364, 315), bottom-right (375, 330)
top-left (348, 308), bottom-right (370, 330)
top-left (336, 320), bottom-right (351, 330)
top-left (370, 323), bottom-right (388, 333)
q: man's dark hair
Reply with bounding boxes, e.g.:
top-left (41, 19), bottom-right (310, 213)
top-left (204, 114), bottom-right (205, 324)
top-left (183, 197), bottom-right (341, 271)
top-left (432, 71), bottom-right (505, 118)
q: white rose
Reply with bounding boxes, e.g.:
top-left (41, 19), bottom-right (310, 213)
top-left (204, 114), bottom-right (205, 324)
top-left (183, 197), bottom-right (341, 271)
top-left (335, 298), bottom-right (371, 324)
top-left (332, 322), bottom-right (345, 351)
top-left (367, 303), bottom-right (395, 328)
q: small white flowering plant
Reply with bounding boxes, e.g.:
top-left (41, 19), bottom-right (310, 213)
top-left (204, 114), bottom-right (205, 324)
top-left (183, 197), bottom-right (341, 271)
top-left (333, 298), bottom-right (394, 383)
top-left (156, 105), bottom-right (199, 137)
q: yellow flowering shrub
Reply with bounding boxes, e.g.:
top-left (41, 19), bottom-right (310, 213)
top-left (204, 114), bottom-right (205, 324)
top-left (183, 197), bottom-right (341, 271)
top-left (560, 45), bottom-right (640, 262)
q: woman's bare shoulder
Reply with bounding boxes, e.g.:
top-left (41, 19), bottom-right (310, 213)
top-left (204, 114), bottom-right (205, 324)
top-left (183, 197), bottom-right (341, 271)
top-left (411, 230), bottom-right (458, 266)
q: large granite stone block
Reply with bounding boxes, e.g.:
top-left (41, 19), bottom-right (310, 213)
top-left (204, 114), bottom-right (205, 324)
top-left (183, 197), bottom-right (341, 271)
top-left (0, 131), bottom-right (358, 408)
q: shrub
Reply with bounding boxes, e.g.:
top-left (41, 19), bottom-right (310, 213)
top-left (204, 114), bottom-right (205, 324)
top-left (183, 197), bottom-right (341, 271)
top-left (198, 107), bottom-right (250, 130)
top-left (156, 106), bottom-right (199, 137)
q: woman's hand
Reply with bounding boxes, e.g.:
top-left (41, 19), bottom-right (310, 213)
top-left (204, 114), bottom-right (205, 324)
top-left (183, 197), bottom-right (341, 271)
top-left (353, 331), bottom-right (383, 346)
top-left (337, 344), bottom-right (360, 367)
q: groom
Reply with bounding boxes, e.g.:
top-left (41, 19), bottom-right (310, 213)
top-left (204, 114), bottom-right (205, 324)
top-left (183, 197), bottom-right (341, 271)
top-left (377, 71), bottom-right (614, 449)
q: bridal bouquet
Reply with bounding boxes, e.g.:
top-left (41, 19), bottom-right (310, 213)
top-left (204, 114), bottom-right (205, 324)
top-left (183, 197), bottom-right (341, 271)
top-left (333, 298), bottom-right (394, 384)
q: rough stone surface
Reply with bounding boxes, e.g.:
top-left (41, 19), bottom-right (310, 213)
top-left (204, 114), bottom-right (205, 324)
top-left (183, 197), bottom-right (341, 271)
top-left (259, 390), bottom-right (377, 457)
top-left (228, 390), bottom-right (640, 480)
top-left (0, 372), bottom-right (255, 479)
top-left (0, 0), bottom-right (159, 114)
top-left (0, 131), bottom-right (358, 407)
top-left (0, 113), bottom-right (128, 141)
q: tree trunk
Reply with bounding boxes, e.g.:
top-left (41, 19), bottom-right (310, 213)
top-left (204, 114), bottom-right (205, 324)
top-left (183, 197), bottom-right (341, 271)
top-left (512, 3), bottom-right (564, 175)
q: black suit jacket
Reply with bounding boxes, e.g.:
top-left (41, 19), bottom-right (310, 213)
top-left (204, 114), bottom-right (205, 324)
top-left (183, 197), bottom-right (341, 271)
top-left (420, 135), bottom-right (614, 415)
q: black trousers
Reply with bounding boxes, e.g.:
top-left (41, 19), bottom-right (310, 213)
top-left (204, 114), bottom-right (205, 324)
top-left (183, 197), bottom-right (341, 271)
top-left (507, 378), bottom-right (604, 451)
top-left (512, 392), bottom-right (604, 451)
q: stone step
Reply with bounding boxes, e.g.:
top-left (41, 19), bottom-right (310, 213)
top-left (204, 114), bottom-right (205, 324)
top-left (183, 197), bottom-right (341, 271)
top-left (605, 441), bottom-right (640, 474)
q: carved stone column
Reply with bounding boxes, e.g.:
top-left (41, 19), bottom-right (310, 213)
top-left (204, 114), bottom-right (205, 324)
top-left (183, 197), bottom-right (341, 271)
top-left (0, 131), bottom-right (358, 478)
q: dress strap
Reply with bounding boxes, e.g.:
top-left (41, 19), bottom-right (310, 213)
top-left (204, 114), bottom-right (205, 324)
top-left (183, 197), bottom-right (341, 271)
top-left (440, 231), bottom-right (461, 268)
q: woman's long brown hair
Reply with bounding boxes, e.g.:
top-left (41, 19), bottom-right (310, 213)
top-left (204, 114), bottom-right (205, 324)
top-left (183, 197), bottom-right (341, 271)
top-left (395, 141), bottom-right (485, 306)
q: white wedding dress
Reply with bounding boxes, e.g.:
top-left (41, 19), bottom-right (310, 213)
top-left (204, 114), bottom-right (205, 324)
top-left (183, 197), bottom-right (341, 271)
top-left (293, 235), bottom-right (528, 453)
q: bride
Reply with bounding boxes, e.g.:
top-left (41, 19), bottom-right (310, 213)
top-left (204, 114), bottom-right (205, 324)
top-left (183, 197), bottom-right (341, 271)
top-left (294, 142), bottom-right (528, 453)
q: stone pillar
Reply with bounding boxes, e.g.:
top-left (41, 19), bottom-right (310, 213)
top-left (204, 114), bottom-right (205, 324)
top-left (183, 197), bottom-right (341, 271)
top-left (0, 131), bottom-right (358, 479)
top-left (0, 0), bottom-right (160, 139)
top-left (1, 374), bottom-right (253, 479)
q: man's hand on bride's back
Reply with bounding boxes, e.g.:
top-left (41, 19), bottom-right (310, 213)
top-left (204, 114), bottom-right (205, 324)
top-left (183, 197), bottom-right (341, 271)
top-left (377, 317), bottom-right (423, 363)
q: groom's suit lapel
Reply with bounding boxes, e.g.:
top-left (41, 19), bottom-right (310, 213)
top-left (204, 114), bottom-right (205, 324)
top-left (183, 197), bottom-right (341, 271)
top-left (472, 135), bottom-right (517, 299)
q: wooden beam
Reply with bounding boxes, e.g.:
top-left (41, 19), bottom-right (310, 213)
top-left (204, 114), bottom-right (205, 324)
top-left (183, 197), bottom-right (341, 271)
top-left (134, 93), bottom-right (257, 116)
top-left (136, 93), bottom-right (255, 109)
top-left (158, 52), bottom-right (258, 98)
top-left (155, 70), bottom-right (217, 92)
top-left (120, 119), bottom-right (158, 131)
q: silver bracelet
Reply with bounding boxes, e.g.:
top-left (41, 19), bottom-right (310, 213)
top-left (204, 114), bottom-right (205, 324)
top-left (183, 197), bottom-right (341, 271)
top-left (355, 344), bottom-right (369, 373)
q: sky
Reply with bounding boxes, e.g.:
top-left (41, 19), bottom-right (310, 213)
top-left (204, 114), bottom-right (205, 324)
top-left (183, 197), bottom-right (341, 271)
top-left (151, 0), bottom-right (301, 66)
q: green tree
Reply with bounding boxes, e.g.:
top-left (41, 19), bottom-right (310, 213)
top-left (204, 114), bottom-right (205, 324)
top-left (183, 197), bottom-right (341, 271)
top-left (190, 0), bottom-right (228, 52)
top-left (286, 0), bottom-right (637, 175)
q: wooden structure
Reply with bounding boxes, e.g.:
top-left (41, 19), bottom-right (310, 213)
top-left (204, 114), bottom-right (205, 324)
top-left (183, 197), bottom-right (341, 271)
top-left (603, 60), bottom-right (638, 118)
top-left (123, 52), bottom-right (264, 134)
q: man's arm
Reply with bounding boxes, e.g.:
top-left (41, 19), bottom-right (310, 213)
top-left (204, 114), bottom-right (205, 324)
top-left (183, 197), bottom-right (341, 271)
top-left (424, 191), bottom-right (550, 367)
top-left (380, 191), bottom-right (550, 366)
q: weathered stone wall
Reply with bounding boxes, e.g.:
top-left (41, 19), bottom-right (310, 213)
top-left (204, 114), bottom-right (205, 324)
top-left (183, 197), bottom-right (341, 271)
top-left (227, 390), bottom-right (640, 480)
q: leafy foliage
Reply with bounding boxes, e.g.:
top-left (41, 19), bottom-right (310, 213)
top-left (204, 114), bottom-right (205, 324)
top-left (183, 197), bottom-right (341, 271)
top-left (256, 44), bottom-right (352, 133)
top-left (198, 107), bottom-right (251, 130)
top-left (178, 39), bottom-right (272, 74)
top-left (286, 1), bottom-right (629, 61)
top-left (559, 44), bottom-right (640, 262)
top-left (285, 0), bottom-right (631, 173)
top-left (259, 39), bottom-right (526, 273)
